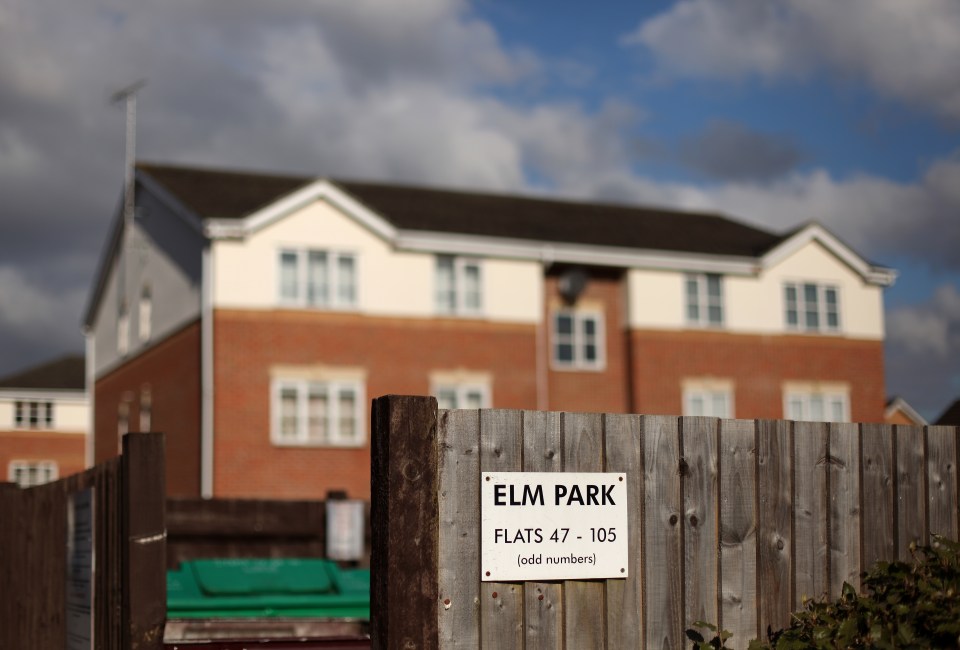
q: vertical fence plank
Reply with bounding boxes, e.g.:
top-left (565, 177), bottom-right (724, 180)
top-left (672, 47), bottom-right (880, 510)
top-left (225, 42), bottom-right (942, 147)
top-left (438, 409), bottom-right (481, 648)
top-left (643, 415), bottom-right (683, 650)
top-left (122, 433), bottom-right (167, 649)
top-left (927, 426), bottom-right (959, 540)
top-left (562, 412), bottom-right (606, 648)
top-left (757, 420), bottom-right (792, 636)
top-left (828, 423), bottom-right (861, 597)
top-left (603, 413), bottom-right (643, 650)
top-left (896, 425), bottom-right (927, 561)
top-left (861, 423), bottom-right (896, 568)
top-left (793, 421), bottom-right (828, 606)
top-left (682, 416), bottom-right (719, 631)
top-left (522, 410), bottom-right (563, 649)
top-left (719, 419), bottom-right (758, 646)
top-left (371, 395), bottom-right (440, 650)
top-left (480, 409), bottom-right (524, 649)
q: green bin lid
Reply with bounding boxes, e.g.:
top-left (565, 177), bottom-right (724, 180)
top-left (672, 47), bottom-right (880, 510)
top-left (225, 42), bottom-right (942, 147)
top-left (191, 558), bottom-right (334, 595)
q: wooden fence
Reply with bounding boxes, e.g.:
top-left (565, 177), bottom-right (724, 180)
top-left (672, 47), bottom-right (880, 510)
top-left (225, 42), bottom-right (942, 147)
top-left (370, 396), bottom-right (960, 649)
top-left (0, 432), bottom-right (166, 650)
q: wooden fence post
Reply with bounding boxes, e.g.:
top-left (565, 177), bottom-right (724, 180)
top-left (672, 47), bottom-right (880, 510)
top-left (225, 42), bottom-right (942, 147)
top-left (370, 395), bottom-right (439, 650)
top-left (121, 432), bottom-right (167, 649)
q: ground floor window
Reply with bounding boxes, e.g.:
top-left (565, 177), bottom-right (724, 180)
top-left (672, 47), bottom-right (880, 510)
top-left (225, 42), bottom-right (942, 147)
top-left (682, 379), bottom-right (734, 418)
top-left (272, 378), bottom-right (366, 447)
top-left (783, 383), bottom-right (849, 422)
top-left (8, 460), bottom-right (58, 487)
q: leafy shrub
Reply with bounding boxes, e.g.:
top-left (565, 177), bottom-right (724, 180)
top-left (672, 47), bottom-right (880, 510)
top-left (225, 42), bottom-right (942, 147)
top-left (687, 537), bottom-right (960, 649)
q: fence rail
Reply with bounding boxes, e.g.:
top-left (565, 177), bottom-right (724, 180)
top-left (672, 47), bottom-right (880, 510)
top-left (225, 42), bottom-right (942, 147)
top-left (370, 396), bottom-right (960, 650)
top-left (0, 432), bottom-right (166, 650)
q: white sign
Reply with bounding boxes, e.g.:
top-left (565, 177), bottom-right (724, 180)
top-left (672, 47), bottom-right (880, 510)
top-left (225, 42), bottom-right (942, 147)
top-left (481, 472), bottom-right (628, 581)
top-left (326, 499), bottom-right (365, 561)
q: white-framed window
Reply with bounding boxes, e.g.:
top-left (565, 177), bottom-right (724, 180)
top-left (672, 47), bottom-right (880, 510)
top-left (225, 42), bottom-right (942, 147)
top-left (14, 401), bottom-right (53, 429)
top-left (683, 381), bottom-right (734, 418)
top-left (278, 248), bottom-right (358, 309)
top-left (784, 282), bottom-right (840, 333)
top-left (686, 273), bottom-right (724, 327)
top-left (784, 386), bottom-right (849, 422)
top-left (435, 255), bottom-right (482, 315)
top-left (552, 309), bottom-right (605, 370)
top-left (139, 386), bottom-right (152, 432)
top-left (138, 285), bottom-right (152, 342)
top-left (272, 378), bottom-right (365, 447)
top-left (433, 383), bottom-right (491, 410)
top-left (117, 306), bottom-right (130, 355)
top-left (8, 460), bottom-right (58, 488)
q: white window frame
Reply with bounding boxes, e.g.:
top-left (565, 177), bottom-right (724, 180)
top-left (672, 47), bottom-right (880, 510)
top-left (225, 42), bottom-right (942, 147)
top-left (278, 248), bottom-right (358, 310)
top-left (271, 378), bottom-right (366, 447)
top-left (432, 382), bottom-right (492, 410)
top-left (683, 382), bottom-right (734, 418)
top-left (117, 306), bottom-right (130, 355)
top-left (435, 255), bottom-right (483, 316)
top-left (784, 282), bottom-right (841, 333)
top-left (14, 400), bottom-right (54, 429)
top-left (685, 273), bottom-right (724, 327)
top-left (784, 389), bottom-right (850, 422)
top-left (551, 309), bottom-right (606, 371)
top-left (138, 285), bottom-right (152, 343)
top-left (8, 460), bottom-right (58, 487)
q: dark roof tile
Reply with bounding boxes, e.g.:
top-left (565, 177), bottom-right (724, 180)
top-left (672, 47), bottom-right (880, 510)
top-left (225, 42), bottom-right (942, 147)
top-left (0, 355), bottom-right (85, 390)
top-left (138, 163), bottom-right (783, 258)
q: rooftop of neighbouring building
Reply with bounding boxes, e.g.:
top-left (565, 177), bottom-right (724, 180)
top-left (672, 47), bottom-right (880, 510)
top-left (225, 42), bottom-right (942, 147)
top-left (0, 355), bottom-right (85, 391)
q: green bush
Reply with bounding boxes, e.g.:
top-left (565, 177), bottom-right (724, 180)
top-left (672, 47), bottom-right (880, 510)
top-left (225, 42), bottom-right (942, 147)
top-left (687, 537), bottom-right (960, 649)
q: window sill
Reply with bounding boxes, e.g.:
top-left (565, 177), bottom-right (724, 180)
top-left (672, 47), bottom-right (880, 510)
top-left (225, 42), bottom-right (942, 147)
top-left (271, 439), bottom-right (367, 449)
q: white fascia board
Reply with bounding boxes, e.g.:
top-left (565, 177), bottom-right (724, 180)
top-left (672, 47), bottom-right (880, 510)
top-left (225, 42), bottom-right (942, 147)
top-left (0, 388), bottom-right (87, 403)
top-left (395, 231), bottom-right (758, 275)
top-left (762, 223), bottom-right (897, 286)
top-left (136, 170), bottom-right (207, 236)
top-left (205, 179), bottom-right (398, 242)
top-left (885, 397), bottom-right (927, 425)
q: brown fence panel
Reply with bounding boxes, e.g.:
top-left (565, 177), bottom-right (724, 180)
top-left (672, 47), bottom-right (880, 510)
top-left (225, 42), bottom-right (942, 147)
top-left (370, 397), bottom-right (960, 650)
top-left (0, 432), bottom-right (165, 650)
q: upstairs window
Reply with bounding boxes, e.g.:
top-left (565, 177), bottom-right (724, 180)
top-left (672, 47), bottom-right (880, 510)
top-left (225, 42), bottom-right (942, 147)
top-left (117, 306), bottom-right (130, 355)
top-left (686, 273), bottom-right (724, 327)
top-left (279, 249), bottom-right (357, 309)
top-left (138, 285), bottom-right (152, 343)
top-left (272, 379), bottom-right (365, 447)
top-left (14, 401), bottom-right (53, 429)
top-left (8, 460), bottom-right (58, 487)
top-left (552, 310), bottom-right (604, 370)
top-left (435, 256), bottom-right (482, 315)
top-left (784, 282), bottom-right (840, 333)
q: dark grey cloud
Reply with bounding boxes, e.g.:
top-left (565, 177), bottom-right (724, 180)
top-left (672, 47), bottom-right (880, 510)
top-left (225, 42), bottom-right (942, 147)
top-left (678, 120), bottom-right (805, 182)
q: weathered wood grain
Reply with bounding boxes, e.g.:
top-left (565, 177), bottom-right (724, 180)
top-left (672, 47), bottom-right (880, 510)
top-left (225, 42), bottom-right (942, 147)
top-left (479, 409), bottom-right (524, 649)
top-left (682, 416), bottom-right (719, 631)
top-left (793, 420), bottom-right (828, 606)
top-left (642, 415), bottom-right (683, 650)
top-left (603, 413), bottom-right (644, 650)
top-left (562, 411), bottom-right (606, 649)
top-left (438, 408), bottom-right (481, 648)
top-left (522, 410), bottom-right (564, 650)
top-left (371, 395), bottom-right (440, 650)
top-left (756, 419), bottom-right (792, 635)
top-left (828, 423), bottom-right (860, 597)
top-left (719, 419), bottom-right (758, 646)
top-left (861, 423), bottom-right (896, 567)
top-left (895, 425), bottom-right (926, 561)
top-left (927, 425), bottom-right (959, 540)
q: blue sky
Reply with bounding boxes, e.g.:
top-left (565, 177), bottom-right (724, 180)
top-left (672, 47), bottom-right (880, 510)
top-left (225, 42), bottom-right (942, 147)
top-left (0, 0), bottom-right (958, 419)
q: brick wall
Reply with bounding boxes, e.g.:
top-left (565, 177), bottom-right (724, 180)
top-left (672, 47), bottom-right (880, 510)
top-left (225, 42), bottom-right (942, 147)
top-left (212, 309), bottom-right (539, 499)
top-left (94, 321), bottom-right (202, 496)
top-left (544, 267), bottom-right (631, 413)
top-left (0, 430), bottom-right (85, 483)
top-left (629, 328), bottom-right (886, 422)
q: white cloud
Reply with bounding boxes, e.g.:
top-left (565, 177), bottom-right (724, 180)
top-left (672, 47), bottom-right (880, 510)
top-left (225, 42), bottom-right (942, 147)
top-left (626, 0), bottom-right (960, 120)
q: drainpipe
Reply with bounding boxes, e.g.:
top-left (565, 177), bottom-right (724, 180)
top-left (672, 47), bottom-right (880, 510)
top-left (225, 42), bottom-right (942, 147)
top-left (84, 331), bottom-right (95, 468)
top-left (200, 244), bottom-right (214, 498)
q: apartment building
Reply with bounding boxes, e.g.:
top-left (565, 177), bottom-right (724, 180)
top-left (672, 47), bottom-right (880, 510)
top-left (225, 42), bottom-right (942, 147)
top-left (0, 356), bottom-right (88, 487)
top-left (83, 164), bottom-right (895, 499)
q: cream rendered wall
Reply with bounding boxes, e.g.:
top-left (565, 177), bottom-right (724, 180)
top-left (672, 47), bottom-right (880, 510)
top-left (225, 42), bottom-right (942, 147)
top-left (627, 269), bottom-right (685, 329)
top-left (726, 240), bottom-right (884, 339)
top-left (0, 394), bottom-right (89, 433)
top-left (213, 199), bottom-right (541, 323)
top-left (54, 400), bottom-right (90, 432)
top-left (0, 401), bottom-right (12, 427)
